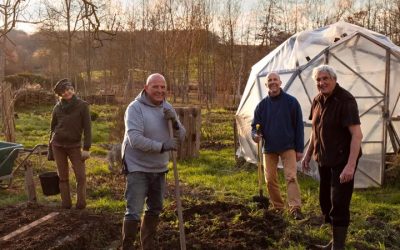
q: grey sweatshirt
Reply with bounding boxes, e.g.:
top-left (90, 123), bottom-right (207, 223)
top-left (121, 90), bottom-right (186, 173)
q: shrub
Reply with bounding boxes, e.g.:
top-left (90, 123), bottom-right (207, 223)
top-left (90, 111), bottom-right (99, 121)
top-left (5, 73), bottom-right (51, 90)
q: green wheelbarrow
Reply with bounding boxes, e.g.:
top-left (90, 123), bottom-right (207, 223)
top-left (0, 141), bottom-right (47, 189)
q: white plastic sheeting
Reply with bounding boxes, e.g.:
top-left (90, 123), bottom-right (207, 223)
top-left (236, 21), bottom-right (400, 188)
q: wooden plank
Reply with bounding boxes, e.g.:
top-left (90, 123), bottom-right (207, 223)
top-left (1, 212), bottom-right (59, 241)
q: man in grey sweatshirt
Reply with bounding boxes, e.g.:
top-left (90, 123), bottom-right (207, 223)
top-left (121, 73), bottom-right (186, 250)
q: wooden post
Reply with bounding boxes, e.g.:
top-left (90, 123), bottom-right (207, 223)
top-left (192, 108), bottom-right (201, 157)
top-left (175, 107), bottom-right (201, 160)
top-left (24, 162), bottom-right (37, 203)
top-left (234, 120), bottom-right (238, 160)
top-left (0, 82), bottom-right (16, 142)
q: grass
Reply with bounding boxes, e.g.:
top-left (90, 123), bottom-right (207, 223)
top-left (178, 148), bottom-right (260, 200)
top-left (201, 108), bottom-right (235, 146)
top-left (1, 105), bottom-right (400, 249)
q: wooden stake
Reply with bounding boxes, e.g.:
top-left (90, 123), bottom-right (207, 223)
top-left (24, 163), bottom-right (37, 203)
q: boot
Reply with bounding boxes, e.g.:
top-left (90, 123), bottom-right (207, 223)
top-left (76, 178), bottom-right (86, 209)
top-left (140, 214), bottom-right (159, 250)
top-left (59, 180), bottom-right (72, 209)
top-left (332, 226), bottom-right (347, 250)
top-left (122, 219), bottom-right (139, 250)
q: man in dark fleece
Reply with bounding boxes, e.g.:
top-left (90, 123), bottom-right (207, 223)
top-left (302, 65), bottom-right (363, 250)
top-left (121, 73), bottom-right (186, 250)
top-left (251, 72), bottom-right (304, 220)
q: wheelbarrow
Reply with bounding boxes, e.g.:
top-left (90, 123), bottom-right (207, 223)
top-left (0, 141), bottom-right (47, 189)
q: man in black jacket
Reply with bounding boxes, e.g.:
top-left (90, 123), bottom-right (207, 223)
top-left (302, 65), bottom-right (363, 250)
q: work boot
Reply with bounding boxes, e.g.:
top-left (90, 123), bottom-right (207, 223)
top-left (76, 178), bottom-right (86, 209)
top-left (290, 208), bottom-right (304, 220)
top-left (332, 226), bottom-right (347, 250)
top-left (122, 219), bottom-right (139, 250)
top-left (59, 180), bottom-right (72, 209)
top-left (140, 214), bottom-right (159, 250)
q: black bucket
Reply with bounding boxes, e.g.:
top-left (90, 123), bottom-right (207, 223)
top-left (39, 172), bottom-right (60, 196)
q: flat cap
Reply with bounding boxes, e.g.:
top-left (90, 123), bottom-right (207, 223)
top-left (54, 78), bottom-right (73, 95)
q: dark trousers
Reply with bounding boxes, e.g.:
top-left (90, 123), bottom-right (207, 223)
top-left (318, 163), bottom-right (356, 227)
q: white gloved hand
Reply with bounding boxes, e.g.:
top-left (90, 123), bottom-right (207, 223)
top-left (81, 150), bottom-right (90, 161)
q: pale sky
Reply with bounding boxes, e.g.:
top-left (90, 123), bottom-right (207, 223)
top-left (15, 0), bottom-right (259, 34)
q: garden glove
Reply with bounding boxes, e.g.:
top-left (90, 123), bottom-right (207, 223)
top-left (164, 108), bottom-right (176, 121)
top-left (81, 150), bottom-right (90, 161)
top-left (161, 138), bottom-right (178, 153)
top-left (164, 108), bottom-right (180, 131)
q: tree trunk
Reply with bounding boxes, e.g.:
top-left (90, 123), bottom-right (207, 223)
top-left (0, 82), bottom-right (16, 142)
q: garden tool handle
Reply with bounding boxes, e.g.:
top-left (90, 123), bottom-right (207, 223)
top-left (256, 124), bottom-right (263, 197)
top-left (168, 120), bottom-right (187, 250)
top-left (257, 140), bottom-right (263, 196)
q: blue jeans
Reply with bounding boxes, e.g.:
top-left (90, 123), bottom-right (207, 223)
top-left (124, 172), bottom-right (166, 221)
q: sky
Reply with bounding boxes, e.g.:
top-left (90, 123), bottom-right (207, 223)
top-left (16, 23), bottom-right (37, 34)
top-left (15, 0), bottom-right (259, 34)
top-left (14, 0), bottom-right (42, 34)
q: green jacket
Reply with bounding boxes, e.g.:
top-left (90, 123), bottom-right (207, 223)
top-left (50, 96), bottom-right (92, 150)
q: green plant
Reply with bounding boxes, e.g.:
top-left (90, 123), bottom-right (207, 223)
top-left (90, 111), bottom-right (99, 121)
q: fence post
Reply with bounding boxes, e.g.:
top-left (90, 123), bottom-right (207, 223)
top-left (24, 161), bottom-right (37, 203)
top-left (234, 119), bottom-right (238, 161)
top-left (175, 107), bottom-right (201, 160)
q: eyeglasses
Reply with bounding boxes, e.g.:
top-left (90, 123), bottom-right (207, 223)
top-left (316, 76), bottom-right (330, 82)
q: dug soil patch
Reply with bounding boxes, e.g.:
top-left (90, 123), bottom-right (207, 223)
top-left (0, 203), bottom-right (120, 249)
top-left (0, 178), bottom-right (383, 249)
top-left (0, 181), bottom-right (290, 250)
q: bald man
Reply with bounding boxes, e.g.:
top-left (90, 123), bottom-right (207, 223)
top-left (121, 73), bottom-right (186, 250)
top-left (251, 72), bottom-right (304, 220)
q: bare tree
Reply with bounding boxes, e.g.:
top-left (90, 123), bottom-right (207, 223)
top-left (0, 0), bottom-right (31, 142)
top-left (0, 0), bottom-right (31, 83)
top-left (39, 0), bottom-right (107, 82)
top-left (217, 0), bottom-right (241, 105)
top-left (257, 0), bottom-right (277, 47)
top-left (81, 0), bottom-right (119, 94)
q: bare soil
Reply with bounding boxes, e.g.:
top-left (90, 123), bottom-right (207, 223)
top-left (0, 174), bottom-right (384, 250)
top-left (0, 203), bottom-right (120, 250)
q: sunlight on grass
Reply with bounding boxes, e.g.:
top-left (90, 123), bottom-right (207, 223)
top-left (86, 159), bottom-right (110, 175)
top-left (177, 148), bottom-right (259, 200)
top-left (0, 191), bottom-right (27, 206)
top-left (91, 145), bottom-right (108, 156)
top-left (90, 197), bottom-right (125, 213)
top-left (14, 106), bottom-right (52, 147)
